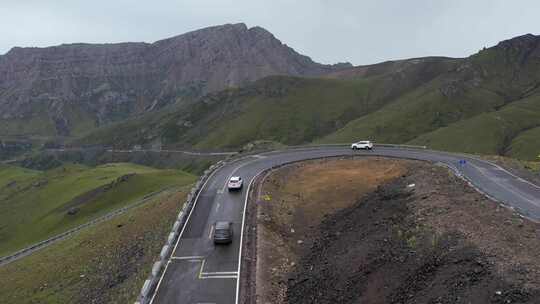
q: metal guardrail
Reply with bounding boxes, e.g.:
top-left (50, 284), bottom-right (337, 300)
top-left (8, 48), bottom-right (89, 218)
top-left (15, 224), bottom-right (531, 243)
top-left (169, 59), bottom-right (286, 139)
top-left (45, 148), bottom-right (238, 156)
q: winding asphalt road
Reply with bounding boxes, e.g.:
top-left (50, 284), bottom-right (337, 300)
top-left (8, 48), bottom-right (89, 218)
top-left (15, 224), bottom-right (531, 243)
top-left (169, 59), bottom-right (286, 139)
top-left (149, 146), bottom-right (540, 304)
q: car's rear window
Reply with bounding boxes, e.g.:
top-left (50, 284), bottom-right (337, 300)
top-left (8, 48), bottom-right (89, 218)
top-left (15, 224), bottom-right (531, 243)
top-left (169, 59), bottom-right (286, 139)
top-left (215, 222), bottom-right (230, 229)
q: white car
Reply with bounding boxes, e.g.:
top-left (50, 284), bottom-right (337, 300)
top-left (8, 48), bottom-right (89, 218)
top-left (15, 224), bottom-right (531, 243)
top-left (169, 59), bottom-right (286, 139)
top-left (227, 176), bottom-right (243, 191)
top-left (351, 141), bottom-right (373, 150)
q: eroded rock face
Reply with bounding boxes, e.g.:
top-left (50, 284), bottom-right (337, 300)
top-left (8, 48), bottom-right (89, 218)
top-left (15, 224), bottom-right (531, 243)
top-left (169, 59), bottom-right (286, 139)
top-left (0, 23), bottom-right (351, 135)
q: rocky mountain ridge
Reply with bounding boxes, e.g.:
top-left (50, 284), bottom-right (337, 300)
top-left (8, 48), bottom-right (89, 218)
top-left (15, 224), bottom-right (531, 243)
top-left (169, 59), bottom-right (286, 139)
top-left (0, 23), bottom-right (350, 136)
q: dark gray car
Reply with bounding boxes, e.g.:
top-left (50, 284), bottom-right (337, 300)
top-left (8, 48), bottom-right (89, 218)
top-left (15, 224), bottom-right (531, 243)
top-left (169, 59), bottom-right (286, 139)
top-left (213, 221), bottom-right (233, 244)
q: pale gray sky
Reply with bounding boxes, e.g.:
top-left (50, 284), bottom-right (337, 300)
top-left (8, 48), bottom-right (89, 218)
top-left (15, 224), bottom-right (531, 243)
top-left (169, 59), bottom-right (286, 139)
top-left (1, 0), bottom-right (539, 65)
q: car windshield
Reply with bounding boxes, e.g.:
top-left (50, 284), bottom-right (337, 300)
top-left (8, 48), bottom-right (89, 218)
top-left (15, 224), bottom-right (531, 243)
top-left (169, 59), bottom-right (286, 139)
top-left (358, 141), bottom-right (369, 144)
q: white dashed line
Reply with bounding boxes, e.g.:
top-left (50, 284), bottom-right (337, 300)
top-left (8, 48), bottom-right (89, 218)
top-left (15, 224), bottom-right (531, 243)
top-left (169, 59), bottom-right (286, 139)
top-left (208, 225), bottom-right (214, 240)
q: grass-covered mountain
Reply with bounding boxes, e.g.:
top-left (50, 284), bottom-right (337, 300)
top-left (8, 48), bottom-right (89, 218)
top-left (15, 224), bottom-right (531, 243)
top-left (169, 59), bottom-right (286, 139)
top-left (0, 23), bottom-right (350, 138)
top-left (77, 33), bottom-right (540, 160)
top-left (325, 34), bottom-right (540, 160)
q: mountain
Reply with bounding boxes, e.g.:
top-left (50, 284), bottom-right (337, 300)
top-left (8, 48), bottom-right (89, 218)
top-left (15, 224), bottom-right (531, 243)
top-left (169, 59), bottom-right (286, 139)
top-left (0, 23), bottom-right (351, 137)
top-left (325, 33), bottom-right (540, 160)
top-left (77, 33), bottom-right (540, 160)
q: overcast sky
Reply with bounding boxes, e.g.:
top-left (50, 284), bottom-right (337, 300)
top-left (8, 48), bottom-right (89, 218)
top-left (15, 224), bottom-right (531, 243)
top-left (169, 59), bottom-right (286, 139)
top-left (1, 0), bottom-right (539, 65)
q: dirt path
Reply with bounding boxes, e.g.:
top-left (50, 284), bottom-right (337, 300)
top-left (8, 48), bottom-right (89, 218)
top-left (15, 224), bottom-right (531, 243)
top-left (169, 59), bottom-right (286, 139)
top-left (246, 157), bottom-right (540, 304)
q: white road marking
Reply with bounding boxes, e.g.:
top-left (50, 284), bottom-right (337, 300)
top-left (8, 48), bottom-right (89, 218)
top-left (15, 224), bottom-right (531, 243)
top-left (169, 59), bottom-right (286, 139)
top-left (208, 225), bottom-right (214, 240)
top-left (235, 169), bottom-right (267, 304)
top-left (201, 271), bottom-right (238, 275)
top-left (199, 275), bottom-right (238, 279)
top-left (170, 256), bottom-right (204, 260)
top-left (197, 258), bottom-right (238, 279)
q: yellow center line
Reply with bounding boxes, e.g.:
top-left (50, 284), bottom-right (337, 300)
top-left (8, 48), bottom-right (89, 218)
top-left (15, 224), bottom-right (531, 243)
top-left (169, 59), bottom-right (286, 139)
top-left (198, 259), bottom-right (206, 279)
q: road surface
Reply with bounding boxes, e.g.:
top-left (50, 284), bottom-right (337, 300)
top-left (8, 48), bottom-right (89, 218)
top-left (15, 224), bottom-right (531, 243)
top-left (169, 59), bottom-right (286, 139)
top-left (150, 146), bottom-right (540, 304)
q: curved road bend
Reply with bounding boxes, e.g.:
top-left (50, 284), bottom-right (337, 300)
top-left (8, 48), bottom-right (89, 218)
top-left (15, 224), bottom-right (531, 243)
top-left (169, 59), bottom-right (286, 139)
top-left (150, 146), bottom-right (540, 304)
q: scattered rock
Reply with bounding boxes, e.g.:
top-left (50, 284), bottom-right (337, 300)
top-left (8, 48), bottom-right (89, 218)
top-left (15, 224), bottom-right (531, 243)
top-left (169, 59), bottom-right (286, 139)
top-left (67, 207), bottom-right (80, 215)
top-left (6, 181), bottom-right (17, 188)
top-left (32, 180), bottom-right (48, 188)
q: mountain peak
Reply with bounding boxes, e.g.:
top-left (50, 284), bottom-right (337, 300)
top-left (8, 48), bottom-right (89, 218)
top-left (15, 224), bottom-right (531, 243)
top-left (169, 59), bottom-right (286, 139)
top-left (0, 23), bottom-right (350, 136)
top-left (496, 33), bottom-right (540, 49)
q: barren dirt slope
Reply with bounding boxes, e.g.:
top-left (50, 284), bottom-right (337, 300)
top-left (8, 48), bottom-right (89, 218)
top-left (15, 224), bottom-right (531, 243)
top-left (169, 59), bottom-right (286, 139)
top-left (250, 157), bottom-right (540, 304)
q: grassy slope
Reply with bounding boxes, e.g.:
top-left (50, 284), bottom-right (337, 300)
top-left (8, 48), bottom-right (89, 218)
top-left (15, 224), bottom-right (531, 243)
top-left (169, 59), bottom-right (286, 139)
top-left (81, 72), bottom-right (451, 149)
top-left (0, 163), bottom-right (196, 256)
top-left (508, 126), bottom-right (540, 160)
top-left (77, 59), bottom-right (455, 149)
top-left (72, 100), bottom-right (194, 147)
top-left (320, 78), bottom-right (504, 144)
top-left (195, 77), bottom-right (377, 148)
top-left (0, 164), bottom-right (40, 186)
top-left (77, 77), bottom-right (382, 148)
top-left (0, 102), bottom-right (96, 138)
top-left (410, 94), bottom-right (540, 158)
top-left (0, 104), bottom-right (57, 137)
top-left (0, 187), bottom-right (191, 304)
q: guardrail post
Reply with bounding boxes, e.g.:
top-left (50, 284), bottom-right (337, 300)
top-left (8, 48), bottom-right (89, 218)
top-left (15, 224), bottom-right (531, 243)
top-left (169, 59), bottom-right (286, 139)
top-left (151, 261), bottom-right (164, 277)
top-left (159, 245), bottom-right (171, 260)
top-left (173, 219), bottom-right (181, 231)
top-left (167, 232), bottom-right (176, 245)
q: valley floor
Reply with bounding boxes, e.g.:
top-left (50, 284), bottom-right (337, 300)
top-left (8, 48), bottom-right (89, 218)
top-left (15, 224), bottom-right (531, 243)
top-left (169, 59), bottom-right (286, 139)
top-left (244, 157), bottom-right (540, 303)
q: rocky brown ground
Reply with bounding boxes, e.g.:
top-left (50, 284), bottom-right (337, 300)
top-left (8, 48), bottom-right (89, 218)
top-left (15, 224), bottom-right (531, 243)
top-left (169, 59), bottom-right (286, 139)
top-left (246, 157), bottom-right (540, 304)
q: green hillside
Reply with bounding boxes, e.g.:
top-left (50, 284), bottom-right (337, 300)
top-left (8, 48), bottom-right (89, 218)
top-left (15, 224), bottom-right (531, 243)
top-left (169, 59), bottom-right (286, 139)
top-left (410, 94), bottom-right (540, 158)
top-left (74, 34), bottom-right (540, 161)
top-left (0, 180), bottom-right (191, 304)
top-left (77, 64), bottom-right (450, 149)
top-left (320, 79), bottom-right (504, 144)
top-left (0, 163), bottom-right (196, 256)
top-left (509, 127), bottom-right (540, 160)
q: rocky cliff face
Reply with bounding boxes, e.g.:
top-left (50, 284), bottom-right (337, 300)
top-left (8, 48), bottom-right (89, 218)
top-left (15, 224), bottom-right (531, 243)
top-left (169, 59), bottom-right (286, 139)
top-left (0, 23), bottom-right (351, 136)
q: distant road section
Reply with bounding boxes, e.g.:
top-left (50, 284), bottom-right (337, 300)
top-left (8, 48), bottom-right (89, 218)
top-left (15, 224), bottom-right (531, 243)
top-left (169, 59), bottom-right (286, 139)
top-left (45, 148), bottom-right (237, 156)
top-left (149, 146), bottom-right (540, 304)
